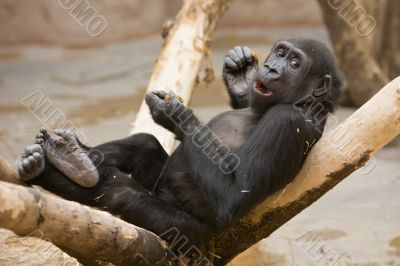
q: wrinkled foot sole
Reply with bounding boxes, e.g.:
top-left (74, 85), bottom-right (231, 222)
top-left (41, 128), bottom-right (100, 188)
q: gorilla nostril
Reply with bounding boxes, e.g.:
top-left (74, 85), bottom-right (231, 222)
top-left (264, 63), bottom-right (279, 74)
top-left (269, 67), bottom-right (279, 75)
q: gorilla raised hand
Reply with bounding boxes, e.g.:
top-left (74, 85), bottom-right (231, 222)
top-left (17, 38), bottom-right (342, 248)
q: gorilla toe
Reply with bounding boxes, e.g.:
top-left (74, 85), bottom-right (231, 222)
top-left (16, 144), bottom-right (45, 181)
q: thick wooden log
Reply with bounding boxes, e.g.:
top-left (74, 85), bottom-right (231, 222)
top-left (0, 157), bottom-right (24, 186)
top-left (0, 181), bottom-right (168, 265)
top-left (0, 228), bottom-right (79, 265)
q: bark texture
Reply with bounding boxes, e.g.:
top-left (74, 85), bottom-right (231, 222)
top-left (0, 228), bottom-right (79, 265)
top-left (317, 0), bottom-right (400, 107)
top-left (0, 156), bottom-right (25, 186)
top-left (0, 181), bottom-right (168, 265)
top-left (130, 0), bottom-right (232, 153)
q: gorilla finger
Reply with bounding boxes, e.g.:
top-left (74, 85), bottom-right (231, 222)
top-left (153, 89), bottom-right (170, 100)
top-left (145, 92), bottom-right (162, 108)
top-left (54, 128), bottom-right (65, 136)
top-left (40, 127), bottom-right (50, 140)
top-left (40, 127), bottom-right (48, 135)
top-left (49, 135), bottom-right (63, 146)
top-left (144, 93), bottom-right (155, 104)
top-left (24, 144), bottom-right (44, 156)
top-left (22, 158), bottom-right (33, 171)
top-left (20, 151), bottom-right (27, 159)
top-left (55, 129), bottom-right (71, 142)
top-left (35, 139), bottom-right (44, 145)
top-left (17, 162), bottom-right (26, 176)
top-left (224, 57), bottom-right (238, 70)
top-left (234, 46), bottom-right (245, 64)
top-left (31, 144), bottom-right (44, 155)
top-left (165, 90), bottom-right (177, 101)
top-left (32, 152), bottom-right (43, 163)
top-left (243, 47), bottom-right (252, 62)
top-left (27, 156), bottom-right (37, 166)
top-left (228, 50), bottom-right (243, 67)
top-left (55, 129), bottom-right (74, 141)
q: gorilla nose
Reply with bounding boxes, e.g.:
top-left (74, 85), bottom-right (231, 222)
top-left (263, 63), bottom-right (280, 76)
top-left (269, 67), bottom-right (279, 74)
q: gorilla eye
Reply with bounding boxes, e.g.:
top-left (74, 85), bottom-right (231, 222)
top-left (290, 59), bottom-right (300, 69)
top-left (276, 49), bottom-right (285, 57)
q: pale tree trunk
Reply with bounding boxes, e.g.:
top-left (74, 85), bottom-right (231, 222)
top-left (317, 0), bottom-right (400, 107)
top-left (0, 180), bottom-right (168, 265)
top-left (0, 163), bottom-right (79, 265)
top-left (362, 0), bottom-right (399, 80)
top-left (317, 0), bottom-right (389, 107)
top-left (130, 0), bottom-right (232, 153)
top-left (0, 228), bottom-right (79, 265)
top-left (0, 157), bottom-right (24, 186)
top-left (380, 0), bottom-right (400, 80)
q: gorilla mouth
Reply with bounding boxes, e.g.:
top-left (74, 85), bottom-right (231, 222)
top-left (254, 80), bottom-right (273, 96)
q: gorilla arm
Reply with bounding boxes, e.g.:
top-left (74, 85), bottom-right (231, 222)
top-left (183, 105), bottom-right (320, 224)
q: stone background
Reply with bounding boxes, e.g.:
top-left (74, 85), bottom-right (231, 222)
top-left (0, 0), bottom-right (322, 46)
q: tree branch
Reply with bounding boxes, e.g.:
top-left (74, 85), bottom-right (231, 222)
top-left (0, 156), bottom-right (25, 186)
top-left (0, 180), bottom-right (168, 265)
top-left (130, 0), bottom-right (232, 153)
top-left (317, 0), bottom-right (389, 107)
top-left (0, 228), bottom-right (79, 265)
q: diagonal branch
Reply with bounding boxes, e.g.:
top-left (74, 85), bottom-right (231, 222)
top-left (130, 0), bottom-right (232, 153)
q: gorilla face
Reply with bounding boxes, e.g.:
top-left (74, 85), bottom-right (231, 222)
top-left (250, 40), bottom-right (333, 114)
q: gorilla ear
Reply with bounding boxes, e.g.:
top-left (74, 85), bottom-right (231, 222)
top-left (313, 74), bottom-right (331, 97)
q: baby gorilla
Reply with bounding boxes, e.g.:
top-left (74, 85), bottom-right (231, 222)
top-left (17, 38), bottom-right (343, 251)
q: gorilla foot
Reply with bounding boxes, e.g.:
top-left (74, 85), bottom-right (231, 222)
top-left (40, 128), bottom-right (100, 188)
top-left (16, 143), bottom-right (45, 181)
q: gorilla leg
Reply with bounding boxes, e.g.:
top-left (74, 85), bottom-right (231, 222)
top-left (95, 167), bottom-right (211, 246)
top-left (18, 142), bottom-right (209, 247)
top-left (34, 163), bottom-right (100, 206)
top-left (93, 133), bottom-right (168, 191)
top-left (17, 130), bottom-right (210, 247)
top-left (27, 128), bottom-right (168, 191)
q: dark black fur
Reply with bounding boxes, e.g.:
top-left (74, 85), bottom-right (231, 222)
top-left (26, 38), bottom-right (343, 250)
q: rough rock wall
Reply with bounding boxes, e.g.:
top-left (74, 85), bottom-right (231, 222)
top-left (0, 0), bottom-right (322, 46)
